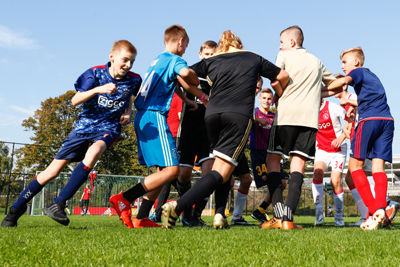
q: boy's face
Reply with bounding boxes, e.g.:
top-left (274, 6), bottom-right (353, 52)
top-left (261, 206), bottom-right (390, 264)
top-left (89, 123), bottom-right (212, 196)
top-left (280, 32), bottom-right (293, 50)
top-left (177, 37), bottom-right (189, 56)
top-left (341, 53), bottom-right (358, 75)
top-left (109, 48), bottom-right (135, 79)
top-left (259, 92), bottom-right (273, 111)
top-left (199, 47), bottom-right (216, 59)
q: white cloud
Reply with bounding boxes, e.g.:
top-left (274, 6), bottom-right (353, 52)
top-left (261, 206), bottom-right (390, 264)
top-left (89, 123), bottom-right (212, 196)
top-left (0, 25), bottom-right (38, 49)
top-left (9, 105), bottom-right (35, 116)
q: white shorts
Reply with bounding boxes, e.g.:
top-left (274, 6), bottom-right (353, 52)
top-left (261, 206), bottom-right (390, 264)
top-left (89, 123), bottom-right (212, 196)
top-left (314, 147), bottom-right (347, 173)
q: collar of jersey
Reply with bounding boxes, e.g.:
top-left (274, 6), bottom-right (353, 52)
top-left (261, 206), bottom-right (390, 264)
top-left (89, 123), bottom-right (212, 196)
top-left (210, 46), bottom-right (248, 58)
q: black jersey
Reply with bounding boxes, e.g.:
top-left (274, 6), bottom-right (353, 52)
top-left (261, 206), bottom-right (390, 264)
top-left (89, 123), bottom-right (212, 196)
top-left (191, 49), bottom-right (281, 119)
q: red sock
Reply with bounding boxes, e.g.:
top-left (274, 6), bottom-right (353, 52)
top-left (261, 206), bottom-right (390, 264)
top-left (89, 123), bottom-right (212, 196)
top-left (372, 172), bottom-right (387, 210)
top-left (351, 169), bottom-right (376, 214)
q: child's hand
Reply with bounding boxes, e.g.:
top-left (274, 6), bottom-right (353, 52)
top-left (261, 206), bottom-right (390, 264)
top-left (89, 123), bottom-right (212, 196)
top-left (119, 114), bottom-right (131, 125)
top-left (98, 83), bottom-right (117, 94)
top-left (331, 138), bottom-right (342, 149)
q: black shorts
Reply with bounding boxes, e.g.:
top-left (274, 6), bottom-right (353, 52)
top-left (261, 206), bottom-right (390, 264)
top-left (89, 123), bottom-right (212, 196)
top-left (205, 112), bottom-right (252, 166)
top-left (268, 125), bottom-right (317, 159)
top-left (178, 110), bottom-right (212, 167)
top-left (232, 153), bottom-right (250, 176)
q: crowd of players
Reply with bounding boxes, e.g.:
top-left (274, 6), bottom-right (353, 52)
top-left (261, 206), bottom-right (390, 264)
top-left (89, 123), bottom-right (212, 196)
top-left (2, 24), bottom-right (396, 231)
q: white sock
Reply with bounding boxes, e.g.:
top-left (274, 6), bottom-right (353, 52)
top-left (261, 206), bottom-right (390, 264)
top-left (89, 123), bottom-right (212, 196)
top-left (351, 188), bottom-right (368, 219)
top-left (312, 182), bottom-right (324, 222)
top-left (334, 191), bottom-right (344, 221)
top-left (233, 191), bottom-right (247, 219)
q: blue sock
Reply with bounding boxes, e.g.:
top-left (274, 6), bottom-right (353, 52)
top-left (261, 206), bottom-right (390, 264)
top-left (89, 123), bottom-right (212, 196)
top-left (12, 178), bottom-right (43, 211)
top-left (54, 162), bottom-right (91, 203)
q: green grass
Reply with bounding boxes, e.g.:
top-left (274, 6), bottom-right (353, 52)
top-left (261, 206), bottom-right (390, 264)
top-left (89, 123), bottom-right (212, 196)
top-left (1, 215), bottom-right (400, 266)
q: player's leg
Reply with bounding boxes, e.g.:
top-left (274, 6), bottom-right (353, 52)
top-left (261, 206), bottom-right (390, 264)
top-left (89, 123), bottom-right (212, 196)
top-left (150, 182), bottom-right (172, 222)
top-left (1, 158), bottom-right (69, 227)
top-left (345, 170), bottom-right (368, 226)
top-left (312, 160), bottom-right (326, 226)
top-left (330, 151), bottom-right (346, 227)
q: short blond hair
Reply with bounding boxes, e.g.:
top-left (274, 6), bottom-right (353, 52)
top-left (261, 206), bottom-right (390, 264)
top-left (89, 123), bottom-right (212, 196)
top-left (217, 30), bottom-right (242, 53)
top-left (111, 40), bottom-right (137, 55)
top-left (340, 47), bottom-right (365, 66)
top-left (164, 25), bottom-right (189, 44)
top-left (200, 40), bottom-right (218, 52)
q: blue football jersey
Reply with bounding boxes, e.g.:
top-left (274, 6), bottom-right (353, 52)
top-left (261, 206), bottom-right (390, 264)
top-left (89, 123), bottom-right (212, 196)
top-left (134, 52), bottom-right (188, 114)
top-left (73, 63), bottom-right (142, 135)
top-left (348, 68), bottom-right (392, 121)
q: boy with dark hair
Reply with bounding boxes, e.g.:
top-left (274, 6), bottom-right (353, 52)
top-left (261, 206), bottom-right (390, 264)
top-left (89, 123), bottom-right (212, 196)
top-left (2, 40), bottom-right (141, 227)
top-left (326, 47), bottom-right (394, 230)
top-left (109, 25), bottom-right (207, 228)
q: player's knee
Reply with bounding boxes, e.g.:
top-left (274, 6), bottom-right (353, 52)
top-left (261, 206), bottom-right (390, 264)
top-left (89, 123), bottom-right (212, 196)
top-left (313, 169), bottom-right (324, 182)
top-left (240, 174), bottom-right (252, 188)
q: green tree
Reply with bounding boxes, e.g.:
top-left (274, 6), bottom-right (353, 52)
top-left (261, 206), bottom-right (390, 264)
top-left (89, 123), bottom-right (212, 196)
top-left (15, 91), bottom-right (146, 176)
top-left (0, 143), bottom-right (12, 194)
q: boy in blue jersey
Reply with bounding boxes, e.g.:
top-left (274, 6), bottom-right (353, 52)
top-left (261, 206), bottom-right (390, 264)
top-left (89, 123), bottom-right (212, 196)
top-left (2, 40), bottom-right (141, 227)
top-left (326, 47), bottom-right (394, 230)
top-left (109, 25), bottom-right (208, 228)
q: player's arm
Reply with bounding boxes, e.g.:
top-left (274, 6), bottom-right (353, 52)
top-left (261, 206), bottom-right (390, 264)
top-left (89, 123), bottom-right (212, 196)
top-left (270, 69), bottom-right (289, 97)
top-left (174, 84), bottom-right (198, 111)
top-left (119, 97), bottom-right (133, 125)
top-left (342, 121), bottom-right (352, 139)
top-left (331, 132), bottom-right (346, 149)
top-left (321, 87), bottom-right (343, 98)
top-left (178, 67), bottom-right (200, 87)
top-left (72, 83), bottom-right (117, 106)
top-left (325, 76), bottom-right (353, 91)
top-left (177, 75), bottom-right (208, 107)
top-left (340, 97), bottom-right (358, 107)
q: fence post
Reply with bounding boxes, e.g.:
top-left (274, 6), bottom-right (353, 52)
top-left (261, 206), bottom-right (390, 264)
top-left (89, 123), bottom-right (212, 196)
top-left (4, 142), bottom-right (15, 215)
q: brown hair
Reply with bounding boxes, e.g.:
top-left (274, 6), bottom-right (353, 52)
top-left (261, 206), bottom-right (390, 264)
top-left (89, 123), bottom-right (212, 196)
top-left (111, 40), bottom-right (137, 54)
top-left (280, 25), bottom-right (304, 47)
top-left (200, 40), bottom-right (218, 52)
top-left (164, 24), bottom-right (189, 44)
top-left (260, 88), bottom-right (273, 95)
top-left (340, 47), bottom-right (365, 66)
top-left (216, 30), bottom-right (242, 53)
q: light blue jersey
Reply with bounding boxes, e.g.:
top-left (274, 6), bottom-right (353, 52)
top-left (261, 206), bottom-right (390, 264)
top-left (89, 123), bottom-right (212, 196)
top-left (134, 52), bottom-right (187, 115)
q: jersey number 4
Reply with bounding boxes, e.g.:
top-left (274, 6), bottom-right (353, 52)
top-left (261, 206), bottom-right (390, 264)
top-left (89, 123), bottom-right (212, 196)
top-left (137, 70), bottom-right (155, 98)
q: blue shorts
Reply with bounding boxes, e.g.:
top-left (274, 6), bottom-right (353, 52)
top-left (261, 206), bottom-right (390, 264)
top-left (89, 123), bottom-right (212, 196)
top-left (55, 131), bottom-right (119, 162)
top-left (351, 118), bottom-right (394, 162)
top-left (250, 149), bottom-right (287, 188)
top-left (134, 110), bottom-right (179, 167)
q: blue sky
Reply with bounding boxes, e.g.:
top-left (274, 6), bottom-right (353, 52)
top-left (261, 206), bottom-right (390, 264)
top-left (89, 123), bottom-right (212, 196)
top-left (1, 1), bottom-right (399, 154)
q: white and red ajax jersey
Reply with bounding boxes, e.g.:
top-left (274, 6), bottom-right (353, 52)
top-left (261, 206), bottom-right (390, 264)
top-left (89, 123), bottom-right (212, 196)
top-left (316, 100), bottom-right (345, 152)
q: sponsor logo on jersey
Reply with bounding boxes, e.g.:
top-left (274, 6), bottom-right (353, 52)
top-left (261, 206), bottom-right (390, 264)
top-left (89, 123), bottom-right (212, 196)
top-left (118, 200), bottom-right (126, 212)
top-left (98, 96), bottom-right (125, 108)
top-left (319, 122), bottom-right (331, 129)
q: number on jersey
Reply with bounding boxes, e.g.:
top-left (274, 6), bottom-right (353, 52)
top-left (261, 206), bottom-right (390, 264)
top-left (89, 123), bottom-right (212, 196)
top-left (137, 70), bottom-right (155, 98)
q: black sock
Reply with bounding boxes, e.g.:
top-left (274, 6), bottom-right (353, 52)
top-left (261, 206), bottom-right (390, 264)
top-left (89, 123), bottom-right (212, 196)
top-left (154, 182), bottom-right (172, 218)
top-left (136, 199), bottom-right (155, 219)
top-left (123, 183), bottom-right (146, 203)
top-left (193, 197), bottom-right (209, 218)
top-left (285, 172), bottom-right (304, 214)
top-left (176, 180), bottom-right (193, 219)
top-left (259, 200), bottom-right (270, 210)
top-left (266, 172), bottom-right (283, 207)
top-left (176, 171), bottom-right (223, 215)
top-left (214, 177), bottom-right (232, 216)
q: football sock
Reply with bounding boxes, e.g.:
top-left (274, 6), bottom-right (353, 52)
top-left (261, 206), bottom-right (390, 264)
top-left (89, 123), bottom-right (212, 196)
top-left (54, 162), bottom-right (91, 203)
top-left (351, 169), bottom-right (375, 214)
top-left (350, 188), bottom-right (368, 219)
top-left (176, 170), bottom-right (223, 215)
top-left (266, 172), bottom-right (283, 207)
top-left (12, 177), bottom-right (43, 211)
top-left (285, 172), bottom-right (304, 214)
top-left (214, 177), bottom-right (232, 216)
top-left (123, 183), bottom-right (147, 203)
top-left (373, 172), bottom-right (388, 210)
top-left (176, 180), bottom-right (193, 219)
top-left (193, 197), bottom-right (209, 218)
top-left (154, 182), bottom-right (172, 217)
top-left (273, 202), bottom-right (284, 219)
top-left (233, 189), bottom-right (248, 219)
top-left (259, 200), bottom-right (270, 212)
top-left (136, 199), bottom-right (155, 219)
top-left (282, 205), bottom-right (293, 222)
top-left (312, 179), bottom-right (324, 211)
top-left (333, 190), bottom-right (344, 221)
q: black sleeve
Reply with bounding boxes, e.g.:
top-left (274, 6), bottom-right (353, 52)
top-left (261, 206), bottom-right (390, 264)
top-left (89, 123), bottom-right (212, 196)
top-left (259, 56), bottom-right (281, 81)
top-left (190, 60), bottom-right (207, 78)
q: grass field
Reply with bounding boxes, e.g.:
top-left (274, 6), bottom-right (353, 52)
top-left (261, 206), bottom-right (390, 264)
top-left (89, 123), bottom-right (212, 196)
top-left (1, 214), bottom-right (400, 266)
